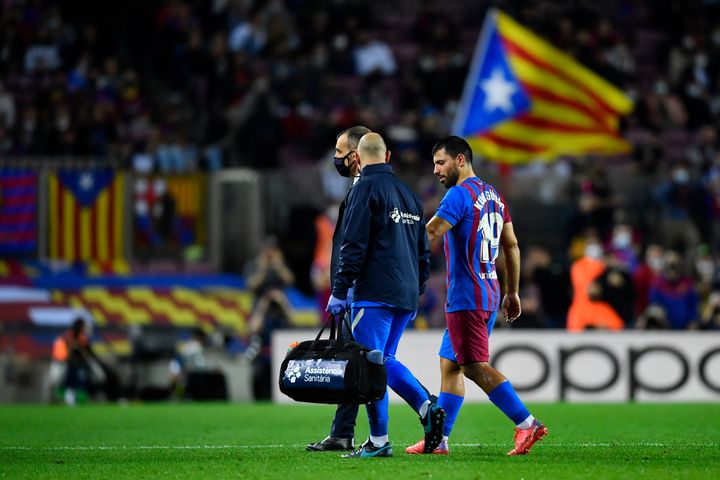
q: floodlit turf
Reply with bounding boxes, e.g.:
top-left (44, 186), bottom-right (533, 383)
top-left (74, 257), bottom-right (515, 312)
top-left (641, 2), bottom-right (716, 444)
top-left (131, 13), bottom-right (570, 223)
top-left (1, 402), bottom-right (718, 479)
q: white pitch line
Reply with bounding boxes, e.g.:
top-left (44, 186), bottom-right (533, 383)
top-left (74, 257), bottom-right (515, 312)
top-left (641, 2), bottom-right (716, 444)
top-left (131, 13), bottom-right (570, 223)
top-left (455, 443), bottom-right (720, 448)
top-left (1, 442), bottom-right (718, 451)
top-left (0, 445), bottom-right (287, 451)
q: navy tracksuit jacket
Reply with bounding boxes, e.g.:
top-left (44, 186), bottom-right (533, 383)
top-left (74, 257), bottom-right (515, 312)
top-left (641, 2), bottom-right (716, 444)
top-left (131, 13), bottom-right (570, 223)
top-left (332, 163), bottom-right (431, 310)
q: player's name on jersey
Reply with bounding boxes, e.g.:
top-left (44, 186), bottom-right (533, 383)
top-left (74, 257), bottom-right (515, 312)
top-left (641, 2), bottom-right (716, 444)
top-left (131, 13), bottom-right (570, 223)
top-left (473, 188), bottom-right (506, 211)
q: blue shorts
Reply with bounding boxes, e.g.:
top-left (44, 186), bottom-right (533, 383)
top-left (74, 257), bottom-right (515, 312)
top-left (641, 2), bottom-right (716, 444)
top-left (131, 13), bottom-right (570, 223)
top-left (438, 310), bottom-right (497, 363)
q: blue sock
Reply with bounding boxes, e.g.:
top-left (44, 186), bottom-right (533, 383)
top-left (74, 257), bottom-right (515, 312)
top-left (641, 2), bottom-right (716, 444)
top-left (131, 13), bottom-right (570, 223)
top-left (488, 381), bottom-right (530, 425)
top-left (385, 357), bottom-right (428, 414)
top-left (438, 392), bottom-right (464, 437)
top-left (366, 390), bottom-right (389, 437)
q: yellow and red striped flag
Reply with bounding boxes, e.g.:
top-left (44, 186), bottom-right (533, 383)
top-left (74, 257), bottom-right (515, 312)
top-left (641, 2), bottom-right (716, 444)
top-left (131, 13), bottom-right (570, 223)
top-left (453, 10), bottom-right (633, 164)
top-left (166, 174), bottom-right (206, 246)
top-left (48, 170), bottom-right (125, 261)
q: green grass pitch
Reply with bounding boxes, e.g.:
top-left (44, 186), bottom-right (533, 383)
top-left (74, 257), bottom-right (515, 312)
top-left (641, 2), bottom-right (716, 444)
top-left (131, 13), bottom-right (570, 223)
top-left (1, 402), bottom-right (719, 479)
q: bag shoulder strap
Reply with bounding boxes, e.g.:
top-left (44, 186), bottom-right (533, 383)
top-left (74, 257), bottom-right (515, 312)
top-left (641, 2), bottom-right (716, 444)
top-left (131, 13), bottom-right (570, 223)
top-left (337, 313), bottom-right (355, 342)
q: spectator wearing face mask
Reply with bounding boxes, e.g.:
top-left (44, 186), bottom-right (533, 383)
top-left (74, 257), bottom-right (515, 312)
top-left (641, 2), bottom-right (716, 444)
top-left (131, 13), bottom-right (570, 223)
top-left (606, 221), bottom-right (639, 273)
top-left (566, 236), bottom-right (625, 332)
top-left (633, 244), bottom-right (665, 316)
top-left (594, 250), bottom-right (636, 327)
top-left (646, 250), bottom-right (699, 329)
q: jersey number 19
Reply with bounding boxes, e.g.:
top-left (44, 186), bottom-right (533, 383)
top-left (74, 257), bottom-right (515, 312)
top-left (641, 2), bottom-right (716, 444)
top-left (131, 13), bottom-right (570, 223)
top-left (478, 211), bottom-right (503, 263)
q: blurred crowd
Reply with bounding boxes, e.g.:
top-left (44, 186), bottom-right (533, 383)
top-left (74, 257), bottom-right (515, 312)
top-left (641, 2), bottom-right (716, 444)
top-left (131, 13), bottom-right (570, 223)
top-left (1, 0), bottom-right (719, 173)
top-left (0, 0), bottom-right (472, 171)
top-left (1, 0), bottom-right (720, 332)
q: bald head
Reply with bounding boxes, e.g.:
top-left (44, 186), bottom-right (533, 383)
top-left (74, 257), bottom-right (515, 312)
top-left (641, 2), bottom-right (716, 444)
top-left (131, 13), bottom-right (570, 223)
top-left (357, 132), bottom-right (389, 169)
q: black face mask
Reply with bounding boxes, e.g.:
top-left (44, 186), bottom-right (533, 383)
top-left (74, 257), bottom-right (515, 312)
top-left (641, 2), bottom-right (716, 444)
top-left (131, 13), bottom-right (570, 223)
top-left (333, 150), bottom-right (356, 177)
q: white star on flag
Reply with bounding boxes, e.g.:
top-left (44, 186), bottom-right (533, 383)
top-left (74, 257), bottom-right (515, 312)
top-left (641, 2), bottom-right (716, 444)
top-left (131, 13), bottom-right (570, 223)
top-left (79, 173), bottom-right (94, 191)
top-left (481, 68), bottom-right (517, 113)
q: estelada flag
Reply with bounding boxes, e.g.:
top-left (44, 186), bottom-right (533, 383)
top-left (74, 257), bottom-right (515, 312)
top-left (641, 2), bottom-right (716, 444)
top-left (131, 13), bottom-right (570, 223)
top-left (48, 169), bottom-right (125, 261)
top-left (453, 9), bottom-right (633, 164)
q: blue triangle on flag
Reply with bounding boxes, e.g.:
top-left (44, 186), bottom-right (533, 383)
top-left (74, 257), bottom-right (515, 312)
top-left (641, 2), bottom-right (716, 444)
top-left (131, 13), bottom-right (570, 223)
top-left (459, 22), bottom-right (532, 136)
top-left (57, 170), bottom-right (115, 207)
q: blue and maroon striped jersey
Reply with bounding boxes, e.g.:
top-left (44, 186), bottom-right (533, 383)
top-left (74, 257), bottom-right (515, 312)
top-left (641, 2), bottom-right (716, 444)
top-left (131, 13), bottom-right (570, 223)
top-left (435, 177), bottom-right (511, 313)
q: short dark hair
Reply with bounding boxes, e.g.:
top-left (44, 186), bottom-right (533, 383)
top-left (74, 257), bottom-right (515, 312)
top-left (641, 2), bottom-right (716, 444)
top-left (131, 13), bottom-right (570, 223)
top-left (432, 136), bottom-right (473, 165)
top-left (337, 126), bottom-right (372, 149)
